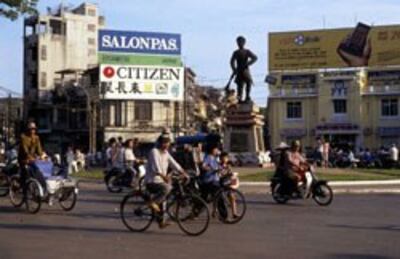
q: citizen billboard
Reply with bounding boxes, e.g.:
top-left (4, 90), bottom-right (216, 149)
top-left (98, 29), bottom-right (181, 56)
top-left (99, 64), bottom-right (184, 101)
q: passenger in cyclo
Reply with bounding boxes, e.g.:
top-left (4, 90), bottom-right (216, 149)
top-left (18, 122), bottom-right (48, 196)
top-left (145, 132), bottom-right (189, 228)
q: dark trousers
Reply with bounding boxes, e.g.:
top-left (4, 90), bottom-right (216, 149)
top-left (146, 182), bottom-right (172, 204)
top-left (20, 163), bottom-right (47, 195)
top-left (200, 181), bottom-right (220, 202)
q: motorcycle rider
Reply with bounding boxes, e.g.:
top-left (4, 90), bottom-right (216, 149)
top-left (287, 140), bottom-right (306, 184)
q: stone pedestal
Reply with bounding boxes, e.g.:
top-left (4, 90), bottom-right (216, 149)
top-left (223, 102), bottom-right (267, 165)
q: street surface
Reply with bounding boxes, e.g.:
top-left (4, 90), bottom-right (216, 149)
top-left (0, 181), bottom-right (399, 259)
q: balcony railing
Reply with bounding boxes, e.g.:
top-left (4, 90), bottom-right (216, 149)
top-left (362, 85), bottom-right (400, 95)
top-left (269, 88), bottom-right (318, 98)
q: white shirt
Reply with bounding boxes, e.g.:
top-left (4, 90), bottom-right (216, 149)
top-left (145, 147), bottom-right (183, 184)
top-left (390, 147), bottom-right (399, 161)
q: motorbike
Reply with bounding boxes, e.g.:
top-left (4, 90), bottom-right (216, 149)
top-left (104, 163), bottom-right (146, 193)
top-left (271, 165), bottom-right (333, 206)
top-left (0, 156), bottom-right (20, 197)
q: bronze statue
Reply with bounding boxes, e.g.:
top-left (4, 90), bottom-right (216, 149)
top-left (228, 36), bottom-right (257, 103)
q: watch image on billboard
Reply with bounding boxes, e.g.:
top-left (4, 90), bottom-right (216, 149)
top-left (99, 64), bottom-right (184, 101)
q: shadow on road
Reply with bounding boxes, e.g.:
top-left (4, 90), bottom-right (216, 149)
top-left (328, 224), bottom-right (400, 233)
top-left (327, 253), bottom-right (393, 259)
top-left (0, 222), bottom-right (183, 237)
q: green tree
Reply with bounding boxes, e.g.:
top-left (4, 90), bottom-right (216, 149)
top-left (0, 0), bottom-right (39, 21)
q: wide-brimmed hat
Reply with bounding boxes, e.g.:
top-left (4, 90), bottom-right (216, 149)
top-left (28, 122), bottom-right (37, 130)
top-left (277, 142), bottom-right (289, 150)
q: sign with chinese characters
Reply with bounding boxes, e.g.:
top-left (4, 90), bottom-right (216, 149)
top-left (99, 64), bottom-right (184, 101)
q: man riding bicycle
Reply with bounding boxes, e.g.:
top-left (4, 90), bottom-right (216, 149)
top-left (18, 122), bottom-right (48, 196)
top-left (145, 132), bottom-right (189, 228)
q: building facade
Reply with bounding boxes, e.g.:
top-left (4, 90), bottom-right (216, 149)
top-left (23, 3), bottom-right (189, 154)
top-left (268, 68), bottom-right (400, 150)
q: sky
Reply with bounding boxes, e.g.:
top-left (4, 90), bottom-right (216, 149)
top-left (1, 0), bottom-right (400, 106)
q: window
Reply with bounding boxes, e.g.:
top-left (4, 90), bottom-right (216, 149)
top-left (40, 45), bottom-right (47, 60)
top-left (333, 99), bottom-right (347, 114)
top-left (382, 99), bottom-right (398, 117)
top-left (49, 19), bottom-right (62, 35)
top-left (87, 24), bottom-right (96, 32)
top-left (135, 101), bottom-right (152, 121)
top-left (115, 101), bottom-right (126, 127)
top-left (286, 102), bottom-right (302, 119)
top-left (40, 72), bottom-right (47, 88)
top-left (88, 48), bottom-right (96, 56)
top-left (87, 8), bottom-right (96, 16)
top-left (88, 38), bottom-right (96, 45)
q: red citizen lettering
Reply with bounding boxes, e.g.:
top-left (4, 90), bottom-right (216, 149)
top-left (103, 66), bottom-right (115, 78)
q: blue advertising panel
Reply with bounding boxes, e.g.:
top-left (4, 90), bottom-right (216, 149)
top-left (98, 29), bottom-right (181, 56)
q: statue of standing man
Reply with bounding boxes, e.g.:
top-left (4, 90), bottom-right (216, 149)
top-left (230, 36), bottom-right (257, 103)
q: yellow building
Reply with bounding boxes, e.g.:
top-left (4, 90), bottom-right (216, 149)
top-left (268, 68), bottom-right (400, 150)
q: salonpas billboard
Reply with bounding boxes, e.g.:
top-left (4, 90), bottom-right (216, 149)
top-left (269, 24), bottom-right (400, 71)
top-left (99, 64), bottom-right (184, 101)
top-left (98, 30), bottom-right (182, 66)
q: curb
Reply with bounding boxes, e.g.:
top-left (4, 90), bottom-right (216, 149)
top-left (241, 180), bottom-right (400, 187)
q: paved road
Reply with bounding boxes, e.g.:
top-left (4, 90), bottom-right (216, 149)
top-left (0, 182), bottom-right (399, 259)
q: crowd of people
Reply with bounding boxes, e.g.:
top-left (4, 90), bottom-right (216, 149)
top-left (310, 138), bottom-right (400, 169)
top-left (10, 122), bottom-right (240, 228)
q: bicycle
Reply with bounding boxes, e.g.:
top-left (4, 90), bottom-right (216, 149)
top-left (120, 174), bottom-right (210, 236)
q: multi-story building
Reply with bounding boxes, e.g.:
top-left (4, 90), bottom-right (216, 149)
top-left (23, 3), bottom-right (189, 154)
top-left (268, 68), bottom-right (400, 150)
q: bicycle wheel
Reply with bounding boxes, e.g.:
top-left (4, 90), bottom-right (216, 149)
top-left (176, 194), bottom-right (210, 236)
top-left (25, 179), bottom-right (42, 214)
top-left (166, 192), bottom-right (178, 221)
top-left (9, 176), bottom-right (24, 208)
top-left (214, 188), bottom-right (246, 224)
top-left (0, 173), bottom-right (9, 197)
top-left (120, 193), bottom-right (154, 232)
top-left (59, 188), bottom-right (77, 211)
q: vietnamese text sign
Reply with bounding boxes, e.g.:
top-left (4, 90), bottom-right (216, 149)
top-left (269, 25), bottom-right (400, 71)
top-left (99, 64), bottom-right (184, 101)
top-left (99, 30), bottom-right (181, 56)
top-left (98, 53), bottom-right (182, 67)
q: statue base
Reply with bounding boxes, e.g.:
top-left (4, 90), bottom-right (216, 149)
top-left (223, 102), bottom-right (269, 166)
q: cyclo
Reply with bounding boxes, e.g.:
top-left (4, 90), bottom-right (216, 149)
top-left (174, 134), bottom-right (247, 224)
top-left (9, 159), bottom-right (79, 214)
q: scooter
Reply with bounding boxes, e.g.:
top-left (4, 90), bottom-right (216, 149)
top-left (104, 163), bottom-right (146, 193)
top-left (271, 165), bottom-right (333, 206)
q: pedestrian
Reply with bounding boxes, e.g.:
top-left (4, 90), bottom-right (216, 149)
top-left (389, 143), bottom-right (399, 168)
top-left (66, 146), bottom-right (75, 175)
top-left (322, 139), bottom-right (330, 168)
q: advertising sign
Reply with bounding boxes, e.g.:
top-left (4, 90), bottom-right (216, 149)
top-left (269, 24), bottom-right (400, 71)
top-left (98, 53), bottom-right (182, 67)
top-left (98, 30), bottom-right (181, 56)
top-left (99, 64), bottom-right (184, 101)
